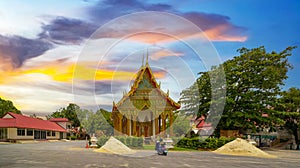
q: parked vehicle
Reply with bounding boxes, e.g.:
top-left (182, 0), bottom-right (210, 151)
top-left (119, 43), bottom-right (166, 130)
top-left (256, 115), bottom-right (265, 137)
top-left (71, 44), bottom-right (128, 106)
top-left (155, 139), bottom-right (168, 156)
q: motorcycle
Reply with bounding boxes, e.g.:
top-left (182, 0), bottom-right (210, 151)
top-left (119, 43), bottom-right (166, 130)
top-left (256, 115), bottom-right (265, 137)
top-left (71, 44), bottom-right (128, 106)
top-left (155, 140), bottom-right (168, 156)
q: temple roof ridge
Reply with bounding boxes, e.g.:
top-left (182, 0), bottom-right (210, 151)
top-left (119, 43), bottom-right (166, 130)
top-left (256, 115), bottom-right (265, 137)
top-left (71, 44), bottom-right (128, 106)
top-left (114, 56), bottom-right (180, 109)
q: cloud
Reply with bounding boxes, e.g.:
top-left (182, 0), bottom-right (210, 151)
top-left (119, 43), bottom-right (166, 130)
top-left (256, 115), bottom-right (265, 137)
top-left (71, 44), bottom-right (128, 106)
top-left (0, 0), bottom-right (247, 71)
top-left (151, 49), bottom-right (184, 60)
top-left (87, 0), bottom-right (174, 24)
top-left (38, 16), bottom-right (97, 45)
top-left (182, 12), bottom-right (247, 42)
top-left (0, 35), bottom-right (52, 71)
top-left (85, 0), bottom-right (247, 43)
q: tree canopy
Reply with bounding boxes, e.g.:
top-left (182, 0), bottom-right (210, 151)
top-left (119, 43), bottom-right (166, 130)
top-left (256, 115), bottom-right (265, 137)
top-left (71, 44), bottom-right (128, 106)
top-left (180, 46), bottom-right (296, 133)
top-left (77, 108), bottom-right (113, 136)
top-left (275, 87), bottom-right (300, 149)
top-left (0, 97), bottom-right (21, 117)
top-left (48, 103), bottom-right (81, 127)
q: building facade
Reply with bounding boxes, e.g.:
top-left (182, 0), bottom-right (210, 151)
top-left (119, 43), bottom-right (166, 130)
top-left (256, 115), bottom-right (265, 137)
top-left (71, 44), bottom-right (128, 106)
top-left (111, 60), bottom-right (180, 138)
top-left (0, 112), bottom-right (70, 142)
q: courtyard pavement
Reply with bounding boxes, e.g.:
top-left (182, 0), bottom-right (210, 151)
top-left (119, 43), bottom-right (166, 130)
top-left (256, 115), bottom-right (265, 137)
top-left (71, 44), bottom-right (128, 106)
top-left (0, 141), bottom-right (299, 168)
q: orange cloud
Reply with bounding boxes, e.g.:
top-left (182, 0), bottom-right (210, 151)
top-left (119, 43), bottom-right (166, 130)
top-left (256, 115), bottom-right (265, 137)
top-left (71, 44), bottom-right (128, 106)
top-left (117, 29), bottom-right (246, 44)
top-left (93, 13), bottom-right (248, 44)
top-left (0, 61), bottom-right (166, 84)
top-left (151, 49), bottom-right (184, 60)
top-left (203, 24), bottom-right (247, 42)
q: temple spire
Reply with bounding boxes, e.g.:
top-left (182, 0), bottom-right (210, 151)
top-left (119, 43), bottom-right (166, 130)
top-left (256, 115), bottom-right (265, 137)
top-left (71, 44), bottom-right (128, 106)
top-left (142, 52), bottom-right (145, 67)
top-left (146, 48), bottom-right (149, 65)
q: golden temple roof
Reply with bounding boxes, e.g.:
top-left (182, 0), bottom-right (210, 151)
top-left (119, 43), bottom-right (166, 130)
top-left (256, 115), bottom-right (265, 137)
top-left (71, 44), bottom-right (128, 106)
top-left (114, 60), bottom-right (180, 110)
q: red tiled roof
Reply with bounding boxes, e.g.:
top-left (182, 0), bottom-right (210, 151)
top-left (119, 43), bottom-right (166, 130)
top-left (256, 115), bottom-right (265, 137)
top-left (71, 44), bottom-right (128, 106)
top-left (194, 116), bottom-right (212, 129)
top-left (0, 112), bottom-right (66, 132)
top-left (196, 121), bottom-right (212, 128)
top-left (49, 118), bottom-right (69, 122)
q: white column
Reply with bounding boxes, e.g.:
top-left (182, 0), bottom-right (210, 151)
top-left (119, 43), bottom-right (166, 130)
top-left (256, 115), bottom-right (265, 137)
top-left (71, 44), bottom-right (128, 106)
top-left (152, 119), bottom-right (155, 139)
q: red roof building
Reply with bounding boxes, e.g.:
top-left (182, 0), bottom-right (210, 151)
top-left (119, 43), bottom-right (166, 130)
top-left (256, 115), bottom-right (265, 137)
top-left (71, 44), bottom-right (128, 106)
top-left (191, 116), bottom-right (213, 136)
top-left (0, 112), bottom-right (70, 141)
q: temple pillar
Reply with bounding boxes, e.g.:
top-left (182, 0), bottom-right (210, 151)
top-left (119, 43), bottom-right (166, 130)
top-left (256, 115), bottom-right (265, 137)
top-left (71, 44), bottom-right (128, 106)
top-left (133, 116), bottom-right (137, 136)
top-left (155, 117), bottom-right (159, 135)
top-left (119, 115), bottom-right (122, 135)
top-left (127, 117), bottom-right (131, 136)
top-left (152, 119), bottom-right (155, 138)
top-left (169, 112), bottom-right (173, 136)
top-left (162, 114), bottom-right (166, 136)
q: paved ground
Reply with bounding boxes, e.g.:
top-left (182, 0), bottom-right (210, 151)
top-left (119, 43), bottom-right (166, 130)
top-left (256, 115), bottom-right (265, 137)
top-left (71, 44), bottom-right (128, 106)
top-left (0, 141), bottom-right (299, 168)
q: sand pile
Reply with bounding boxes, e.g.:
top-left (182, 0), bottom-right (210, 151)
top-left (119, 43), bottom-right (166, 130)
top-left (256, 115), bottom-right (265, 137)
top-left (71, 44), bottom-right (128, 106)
top-left (213, 138), bottom-right (276, 158)
top-left (94, 136), bottom-right (135, 154)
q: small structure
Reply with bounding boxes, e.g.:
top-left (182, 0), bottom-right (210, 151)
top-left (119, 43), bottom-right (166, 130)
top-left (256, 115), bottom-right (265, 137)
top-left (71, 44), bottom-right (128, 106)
top-left (90, 134), bottom-right (98, 148)
top-left (163, 135), bottom-right (174, 149)
top-left (0, 112), bottom-right (69, 141)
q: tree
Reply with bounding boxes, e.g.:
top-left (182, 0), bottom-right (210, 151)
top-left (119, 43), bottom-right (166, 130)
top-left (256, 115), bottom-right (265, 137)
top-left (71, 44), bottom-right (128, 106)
top-left (180, 46), bottom-right (296, 134)
top-left (275, 87), bottom-right (300, 149)
top-left (82, 109), bottom-right (113, 136)
top-left (0, 97), bottom-right (21, 116)
top-left (172, 114), bottom-right (191, 136)
top-left (48, 103), bottom-right (81, 127)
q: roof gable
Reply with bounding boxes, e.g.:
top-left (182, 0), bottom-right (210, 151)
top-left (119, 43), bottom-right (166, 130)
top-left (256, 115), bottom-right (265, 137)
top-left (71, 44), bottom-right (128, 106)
top-left (115, 63), bottom-right (180, 109)
top-left (2, 113), bottom-right (14, 119)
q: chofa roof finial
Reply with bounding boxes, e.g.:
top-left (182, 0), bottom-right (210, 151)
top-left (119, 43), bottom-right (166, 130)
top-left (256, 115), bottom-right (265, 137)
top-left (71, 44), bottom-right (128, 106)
top-left (146, 48), bottom-right (149, 65)
top-left (142, 52), bottom-right (144, 67)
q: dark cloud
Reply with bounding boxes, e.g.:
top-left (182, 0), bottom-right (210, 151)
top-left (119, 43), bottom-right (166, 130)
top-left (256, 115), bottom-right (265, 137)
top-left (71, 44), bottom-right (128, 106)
top-left (0, 35), bottom-right (52, 70)
top-left (38, 16), bottom-right (98, 45)
top-left (0, 0), bottom-right (247, 70)
top-left (182, 12), bottom-right (246, 34)
top-left (95, 80), bottom-right (124, 95)
top-left (72, 80), bottom-right (125, 96)
top-left (85, 0), bottom-right (246, 40)
top-left (87, 0), bottom-right (174, 26)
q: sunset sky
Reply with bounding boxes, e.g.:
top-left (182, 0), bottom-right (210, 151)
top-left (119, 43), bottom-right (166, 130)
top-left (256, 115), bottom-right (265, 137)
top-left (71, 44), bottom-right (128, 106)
top-left (0, 0), bottom-right (299, 115)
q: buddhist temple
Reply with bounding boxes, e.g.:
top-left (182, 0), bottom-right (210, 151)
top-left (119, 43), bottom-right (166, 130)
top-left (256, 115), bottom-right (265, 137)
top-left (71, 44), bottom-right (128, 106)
top-left (111, 55), bottom-right (180, 138)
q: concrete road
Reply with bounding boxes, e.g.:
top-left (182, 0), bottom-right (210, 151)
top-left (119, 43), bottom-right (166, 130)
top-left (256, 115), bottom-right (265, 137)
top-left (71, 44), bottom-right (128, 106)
top-left (0, 141), bottom-right (299, 168)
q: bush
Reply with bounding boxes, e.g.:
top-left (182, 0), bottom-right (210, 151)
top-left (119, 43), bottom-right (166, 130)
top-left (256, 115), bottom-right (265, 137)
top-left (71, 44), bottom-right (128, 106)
top-left (131, 137), bottom-right (138, 147)
top-left (67, 135), bottom-right (77, 140)
top-left (97, 136), bottom-right (144, 148)
top-left (176, 137), bottom-right (235, 150)
top-left (97, 136), bottom-right (109, 147)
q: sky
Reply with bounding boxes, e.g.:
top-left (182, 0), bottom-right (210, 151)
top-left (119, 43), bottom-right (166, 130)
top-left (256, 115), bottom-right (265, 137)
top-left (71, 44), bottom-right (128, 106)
top-left (0, 0), bottom-right (299, 115)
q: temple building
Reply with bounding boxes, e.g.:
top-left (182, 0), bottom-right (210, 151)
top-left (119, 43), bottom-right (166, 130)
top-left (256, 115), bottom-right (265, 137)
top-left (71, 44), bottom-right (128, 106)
top-left (111, 57), bottom-right (180, 138)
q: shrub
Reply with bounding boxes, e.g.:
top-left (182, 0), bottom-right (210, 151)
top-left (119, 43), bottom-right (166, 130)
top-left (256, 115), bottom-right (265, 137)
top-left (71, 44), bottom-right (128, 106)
top-left (117, 136), bottom-right (125, 144)
top-left (176, 137), bottom-right (235, 150)
top-left (97, 136), bottom-right (109, 147)
top-left (137, 137), bottom-right (143, 147)
top-left (132, 137), bottom-right (138, 147)
top-left (115, 136), bottom-right (144, 148)
top-left (67, 135), bottom-right (77, 140)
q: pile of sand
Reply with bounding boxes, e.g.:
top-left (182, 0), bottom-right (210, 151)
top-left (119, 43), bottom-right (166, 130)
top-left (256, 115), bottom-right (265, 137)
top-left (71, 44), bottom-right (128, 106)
top-left (94, 136), bottom-right (135, 154)
top-left (213, 138), bottom-right (276, 158)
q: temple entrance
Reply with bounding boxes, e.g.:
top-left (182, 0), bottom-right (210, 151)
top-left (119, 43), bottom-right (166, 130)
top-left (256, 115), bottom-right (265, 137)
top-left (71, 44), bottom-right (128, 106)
top-left (136, 122), bottom-right (151, 137)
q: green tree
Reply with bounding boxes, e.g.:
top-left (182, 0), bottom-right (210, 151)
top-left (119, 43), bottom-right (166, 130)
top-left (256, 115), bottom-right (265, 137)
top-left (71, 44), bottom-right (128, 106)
top-left (83, 109), bottom-right (113, 136)
top-left (172, 114), bottom-right (191, 136)
top-left (180, 46), bottom-right (296, 134)
top-left (48, 103), bottom-right (81, 127)
top-left (0, 97), bottom-right (21, 116)
top-left (275, 87), bottom-right (300, 149)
